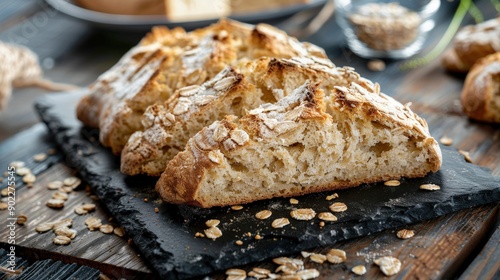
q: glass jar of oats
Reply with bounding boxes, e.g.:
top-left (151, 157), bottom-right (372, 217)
top-left (334, 0), bottom-right (440, 58)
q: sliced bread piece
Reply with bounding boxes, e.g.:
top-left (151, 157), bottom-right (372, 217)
top-left (76, 19), bottom-right (327, 154)
top-left (156, 81), bottom-right (442, 207)
top-left (120, 57), bottom-right (367, 176)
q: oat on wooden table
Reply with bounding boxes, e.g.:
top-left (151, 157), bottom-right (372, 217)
top-left (22, 173), bottom-right (36, 184)
top-left (46, 198), bottom-right (65, 209)
top-left (82, 203), bottom-right (96, 211)
top-left (33, 153), bottom-right (48, 162)
top-left (53, 235), bottom-right (71, 245)
top-left (63, 176), bottom-right (82, 189)
top-left (54, 227), bottom-right (77, 239)
top-left (309, 253), bottom-right (327, 264)
top-left (16, 214), bottom-right (28, 225)
top-left (9, 161), bottom-right (25, 168)
top-left (52, 191), bottom-right (68, 201)
top-left (351, 265), bottom-right (367, 275)
top-left (85, 217), bottom-right (102, 231)
top-left (397, 229), bottom-right (415, 239)
top-left (47, 180), bottom-right (63, 190)
top-left (35, 223), bottom-right (53, 233)
top-left (113, 227), bottom-right (125, 237)
top-left (439, 136), bottom-right (453, 146)
top-left (74, 205), bottom-right (88, 215)
top-left (375, 256), bottom-right (401, 276)
top-left (326, 249), bottom-right (346, 264)
top-left (100, 224), bottom-right (114, 234)
top-left (16, 167), bottom-right (31, 176)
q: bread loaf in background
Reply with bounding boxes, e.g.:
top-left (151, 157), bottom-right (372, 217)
top-left (75, 0), bottom-right (310, 19)
top-left (442, 17), bottom-right (500, 73)
top-left (75, 0), bottom-right (165, 15)
top-left (461, 52), bottom-right (500, 123)
top-left (231, 0), bottom-right (309, 14)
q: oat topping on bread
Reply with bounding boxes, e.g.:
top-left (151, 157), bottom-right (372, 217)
top-left (156, 81), bottom-right (442, 208)
top-left (76, 19), bottom-right (327, 154)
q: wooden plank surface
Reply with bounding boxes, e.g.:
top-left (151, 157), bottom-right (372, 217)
top-left (0, 126), bottom-right (154, 279)
top-left (459, 213), bottom-right (500, 280)
top-left (0, 163), bottom-right (154, 278)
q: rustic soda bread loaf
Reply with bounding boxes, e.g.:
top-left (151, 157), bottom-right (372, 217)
top-left (461, 52), bottom-right (500, 123)
top-left (156, 81), bottom-right (442, 207)
top-left (120, 57), bottom-right (370, 176)
top-left (442, 17), bottom-right (500, 73)
top-left (76, 19), bottom-right (327, 154)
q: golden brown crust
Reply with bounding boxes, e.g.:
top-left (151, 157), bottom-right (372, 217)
top-left (442, 17), bottom-right (500, 73)
top-left (461, 52), bottom-right (500, 123)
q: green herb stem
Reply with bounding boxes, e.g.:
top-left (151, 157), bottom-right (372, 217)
top-left (491, 0), bottom-right (500, 11)
top-left (468, 1), bottom-right (484, 23)
top-left (401, 0), bottom-right (473, 70)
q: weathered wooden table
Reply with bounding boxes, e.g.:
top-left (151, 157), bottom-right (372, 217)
top-left (0, 0), bottom-right (499, 279)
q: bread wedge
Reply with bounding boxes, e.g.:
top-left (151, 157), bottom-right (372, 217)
top-left (156, 81), bottom-right (442, 207)
top-left (120, 57), bottom-right (368, 176)
top-left (76, 19), bottom-right (327, 154)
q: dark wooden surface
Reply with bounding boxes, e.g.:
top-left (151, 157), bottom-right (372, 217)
top-left (0, 0), bottom-right (499, 279)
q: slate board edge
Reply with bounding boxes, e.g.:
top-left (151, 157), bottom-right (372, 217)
top-left (34, 94), bottom-right (500, 279)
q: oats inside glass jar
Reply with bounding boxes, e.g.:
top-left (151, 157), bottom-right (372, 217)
top-left (349, 2), bottom-right (422, 51)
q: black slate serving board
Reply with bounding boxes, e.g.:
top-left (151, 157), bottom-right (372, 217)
top-left (35, 91), bottom-right (500, 279)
